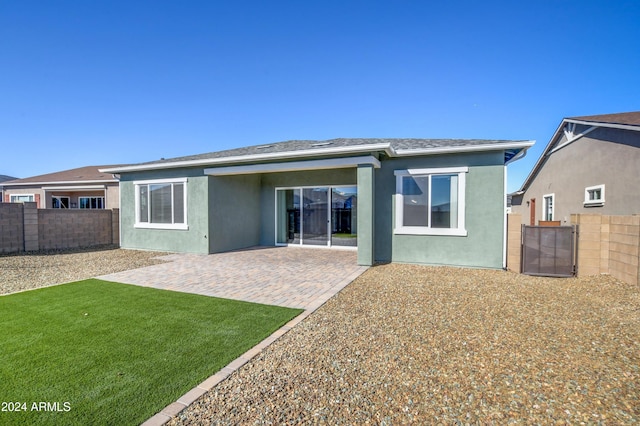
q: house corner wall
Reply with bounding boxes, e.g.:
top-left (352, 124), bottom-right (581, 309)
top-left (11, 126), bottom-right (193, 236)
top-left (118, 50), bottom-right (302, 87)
top-left (357, 164), bottom-right (375, 266)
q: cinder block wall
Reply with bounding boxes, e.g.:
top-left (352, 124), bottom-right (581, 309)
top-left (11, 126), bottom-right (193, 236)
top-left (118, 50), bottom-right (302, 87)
top-left (571, 214), bottom-right (606, 276)
top-left (38, 209), bottom-right (113, 250)
top-left (506, 213), bottom-right (522, 272)
top-left (0, 203), bottom-right (119, 253)
top-left (571, 214), bottom-right (638, 285)
top-left (0, 203), bottom-right (25, 254)
top-left (608, 215), bottom-right (640, 286)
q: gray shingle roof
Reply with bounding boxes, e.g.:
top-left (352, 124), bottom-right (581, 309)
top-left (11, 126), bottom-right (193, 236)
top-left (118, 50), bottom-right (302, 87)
top-left (137, 138), bottom-right (530, 166)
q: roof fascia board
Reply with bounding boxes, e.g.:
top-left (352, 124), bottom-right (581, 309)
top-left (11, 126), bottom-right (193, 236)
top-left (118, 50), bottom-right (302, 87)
top-left (550, 126), bottom-right (597, 154)
top-left (204, 155), bottom-right (381, 176)
top-left (3, 180), bottom-right (118, 187)
top-left (101, 143), bottom-right (392, 173)
top-left (42, 185), bottom-right (107, 191)
top-left (564, 118), bottom-right (640, 132)
top-left (392, 141), bottom-right (535, 157)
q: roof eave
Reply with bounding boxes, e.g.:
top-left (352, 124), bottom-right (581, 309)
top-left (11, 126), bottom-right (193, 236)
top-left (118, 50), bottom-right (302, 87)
top-left (2, 179), bottom-right (119, 187)
top-left (392, 141), bottom-right (535, 157)
top-left (100, 143), bottom-right (394, 173)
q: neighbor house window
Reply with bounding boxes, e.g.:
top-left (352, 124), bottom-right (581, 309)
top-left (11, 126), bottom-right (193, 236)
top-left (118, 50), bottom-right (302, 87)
top-left (584, 184), bottom-right (605, 207)
top-left (79, 197), bottom-right (104, 209)
top-left (543, 193), bottom-right (555, 221)
top-left (134, 178), bottom-right (187, 229)
top-left (10, 194), bottom-right (34, 203)
top-left (394, 167), bottom-right (467, 236)
top-left (52, 196), bottom-right (70, 208)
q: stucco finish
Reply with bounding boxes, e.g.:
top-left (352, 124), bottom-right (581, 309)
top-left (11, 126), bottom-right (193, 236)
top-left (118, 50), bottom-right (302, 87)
top-left (512, 127), bottom-right (640, 224)
top-left (118, 150), bottom-right (509, 268)
top-left (374, 152), bottom-right (506, 268)
top-left (119, 168), bottom-right (210, 254)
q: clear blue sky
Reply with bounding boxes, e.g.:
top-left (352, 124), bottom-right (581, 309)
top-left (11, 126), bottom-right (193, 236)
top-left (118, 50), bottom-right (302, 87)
top-left (2, 0), bottom-right (639, 192)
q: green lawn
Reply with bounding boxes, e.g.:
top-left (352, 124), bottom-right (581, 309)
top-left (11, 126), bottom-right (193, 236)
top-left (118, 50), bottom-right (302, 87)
top-left (0, 279), bottom-right (302, 425)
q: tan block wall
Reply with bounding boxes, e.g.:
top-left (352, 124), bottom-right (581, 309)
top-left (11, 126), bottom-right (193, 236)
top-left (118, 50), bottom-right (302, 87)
top-left (571, 214), bottom-right (603, 276)
top-left (608, 215), bottom-right (640, 286)
top-left (506, 213), bottom-right (522, 272)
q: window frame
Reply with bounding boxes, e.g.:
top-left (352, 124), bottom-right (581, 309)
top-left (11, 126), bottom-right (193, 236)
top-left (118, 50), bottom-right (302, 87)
top-left (10, 194), bottom-right (35, 203)
top-left (79, 196), bottom-right (105, 209)
top-left (542, 193), bottom-right (555, 221)
top-left (394, 167), bottom-right (468, 236)
top-left (52, 196), bottom-right (70, 209)
top-left (584, 184), bottom-right (605, 207)
top-left (134, 178), bottom-right (188, 230)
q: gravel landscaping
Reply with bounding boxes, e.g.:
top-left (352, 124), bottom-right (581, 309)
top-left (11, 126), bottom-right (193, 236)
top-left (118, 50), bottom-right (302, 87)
top-left (170, 264), bottom-right (640, 425)
top-left (0, 246), bottom-right (166, 295)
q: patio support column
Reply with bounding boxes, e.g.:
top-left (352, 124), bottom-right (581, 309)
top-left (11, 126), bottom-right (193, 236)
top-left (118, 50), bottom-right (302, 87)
top-left (357, 164), bottom-right (375, 266)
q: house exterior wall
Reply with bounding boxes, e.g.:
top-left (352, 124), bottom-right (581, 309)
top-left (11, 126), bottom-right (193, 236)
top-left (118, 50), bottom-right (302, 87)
top-left (374, 151), bottom-right (507, 268)
top-left (117, 150), bottom-right (509, 269)
top-left (119, 168), bottom-right (210, 254)
top-left (3, 183), bottom-right (119, 209)
top-left (208, 174), bottom-right (262, 253)
top-left (512, 127), bottom-right (640, 224)
top-left (4, 187), bottom-right (44, 207)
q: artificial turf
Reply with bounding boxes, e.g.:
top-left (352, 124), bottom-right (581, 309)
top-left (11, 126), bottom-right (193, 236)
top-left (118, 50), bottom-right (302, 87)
top-left (0, 279), bottom-right (302, 425)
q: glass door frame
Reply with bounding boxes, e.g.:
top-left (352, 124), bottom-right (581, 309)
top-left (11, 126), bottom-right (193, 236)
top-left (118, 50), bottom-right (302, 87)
top-left (274, 185), bottom-right (357, 250)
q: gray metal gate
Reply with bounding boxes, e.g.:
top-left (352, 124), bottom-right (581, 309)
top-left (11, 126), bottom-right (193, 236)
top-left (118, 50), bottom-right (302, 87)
top-left (522, 225), bottom-right (578, 277)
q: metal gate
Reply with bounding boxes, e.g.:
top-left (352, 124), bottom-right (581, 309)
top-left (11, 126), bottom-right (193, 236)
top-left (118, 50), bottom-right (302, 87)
top-left (521, 225), bottom-right (578, 277)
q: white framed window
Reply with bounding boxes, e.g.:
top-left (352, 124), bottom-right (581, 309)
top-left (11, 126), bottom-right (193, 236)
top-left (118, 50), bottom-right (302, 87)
top-left (79, 196), bottom-right (104, 209)
top-left (52, 196), bottom-right (70, 209)
top-left (10, 194), bottom-right (34, 203)
top-left (134, 178), bottom-right (188, 230)
top-left (394, 167), bottom-right (467, 236)
top-left (584, 184), bottom-right (605, 207)
top-left (543, 193), bottom-right (555, 221)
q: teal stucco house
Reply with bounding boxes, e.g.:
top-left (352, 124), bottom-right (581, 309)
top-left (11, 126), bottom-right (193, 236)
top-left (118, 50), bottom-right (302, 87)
top-left (101, 138), bottom-right (533, 268)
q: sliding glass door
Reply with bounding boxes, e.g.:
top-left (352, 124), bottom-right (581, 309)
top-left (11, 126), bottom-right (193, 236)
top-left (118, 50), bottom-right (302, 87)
top-left (331, 187), bottom-right (357, 247)
top-left (276, 186), bottom-right (357, 248)
top-left (302, 188), bottom-right (329, 246)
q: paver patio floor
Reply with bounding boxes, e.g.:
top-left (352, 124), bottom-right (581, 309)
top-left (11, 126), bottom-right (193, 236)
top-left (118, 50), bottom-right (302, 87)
top-left (99, 246), bottom-right (368, 310)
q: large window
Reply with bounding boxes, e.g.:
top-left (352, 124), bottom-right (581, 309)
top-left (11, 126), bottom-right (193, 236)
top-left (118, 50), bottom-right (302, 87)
top-left (134, 178), bottom-right (187, 229)
top-left (394, 167), bottom-right (467, 236)
top-left (10, 194), bottom-right (34, 203)
top-left (79, 197), bottom-right (104, 209)
top-left (52, 196), bottom-right (70, 209)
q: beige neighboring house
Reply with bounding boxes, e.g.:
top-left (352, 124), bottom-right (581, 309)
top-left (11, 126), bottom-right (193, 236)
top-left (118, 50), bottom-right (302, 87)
top-left (1, 165), bottom-right (121, 209)
top-left (511, 111), bottom-right (640, 225)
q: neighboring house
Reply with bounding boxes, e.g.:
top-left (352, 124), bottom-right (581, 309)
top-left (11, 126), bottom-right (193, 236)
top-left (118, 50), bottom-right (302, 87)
top-left (2, 166), bottom-right (121, 209)
top-left (102, 138), bottom-right (533, 268)
top-left (511, 111), bottom-right (640, 225)
top-left (0, 174), bottom-right (19, 203)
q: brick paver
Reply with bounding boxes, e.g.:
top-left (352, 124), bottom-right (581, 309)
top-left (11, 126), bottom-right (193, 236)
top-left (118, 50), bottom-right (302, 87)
top-left (99, 246), bottom-right (368, 310)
